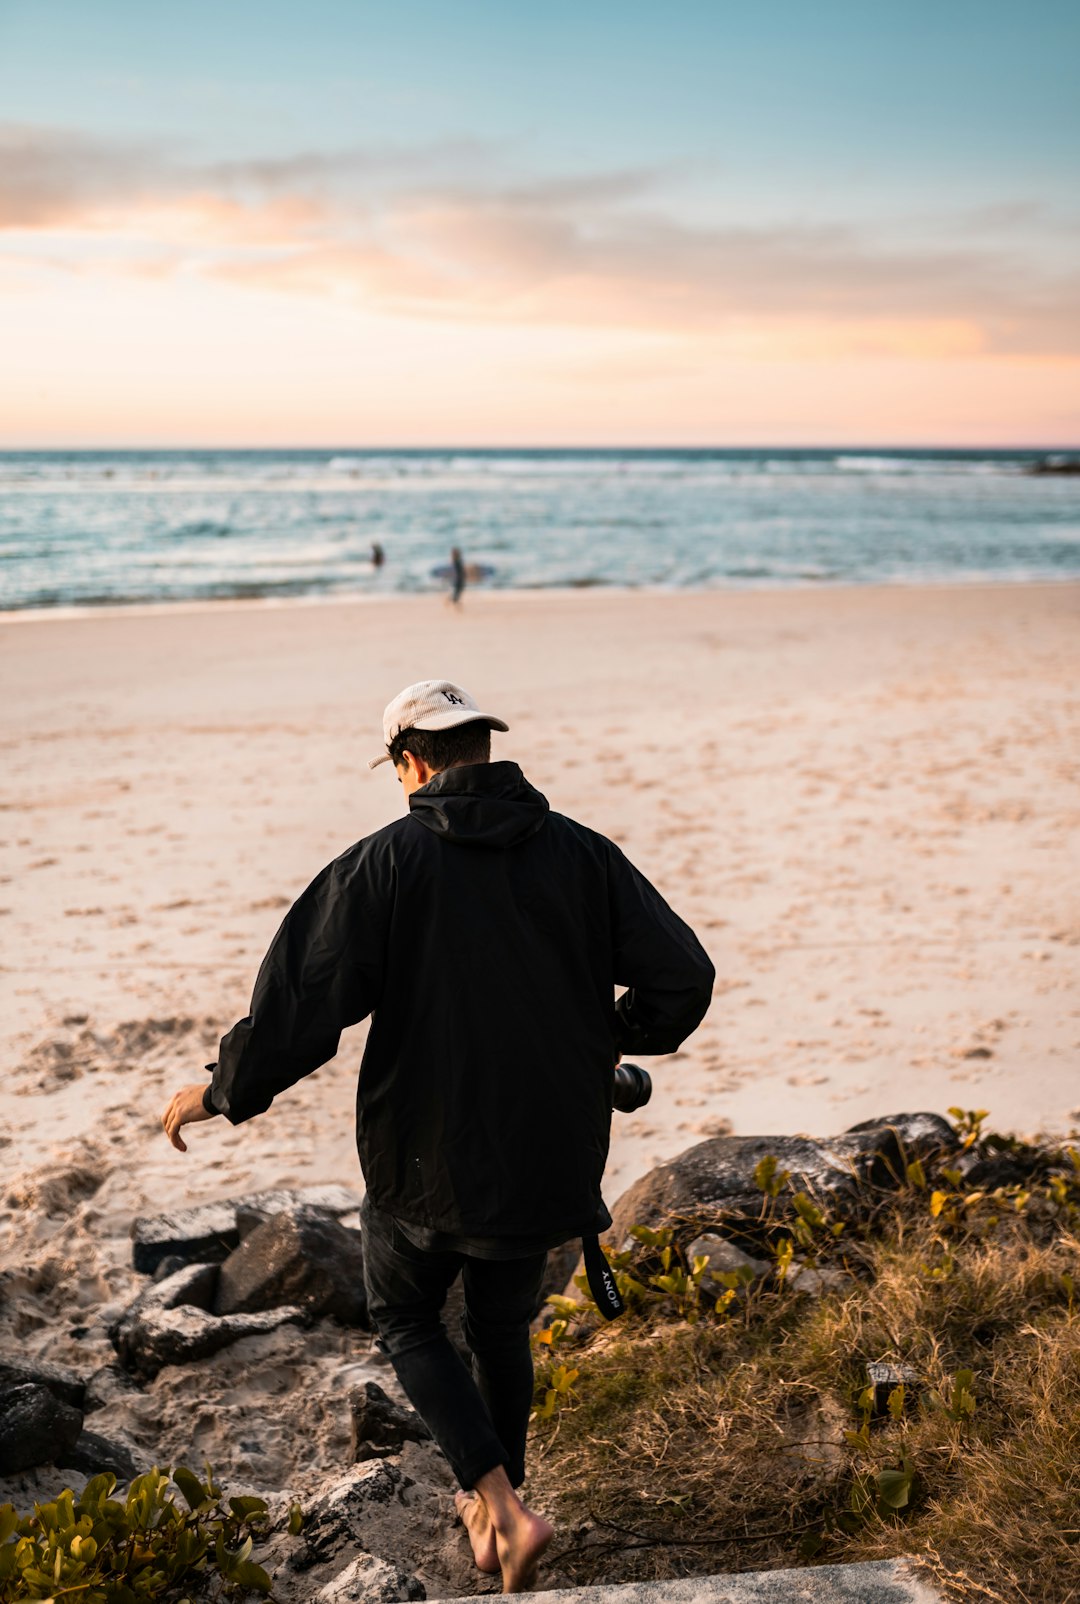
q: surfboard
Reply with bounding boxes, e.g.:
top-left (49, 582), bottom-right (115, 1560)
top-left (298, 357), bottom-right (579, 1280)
top-left (431, 562), bottom-right (495, 583)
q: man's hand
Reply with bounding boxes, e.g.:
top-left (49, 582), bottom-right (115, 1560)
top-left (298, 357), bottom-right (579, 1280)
top-left (161, 1083), bottom-right (218, 1153)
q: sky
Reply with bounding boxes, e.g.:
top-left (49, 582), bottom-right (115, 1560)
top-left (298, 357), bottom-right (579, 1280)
top-left (1, 0), bottom-right (1078, 447)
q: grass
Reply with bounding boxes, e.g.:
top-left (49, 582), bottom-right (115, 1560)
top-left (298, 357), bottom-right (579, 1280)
top-left (527, 1122), bottom-right (1080, 1604)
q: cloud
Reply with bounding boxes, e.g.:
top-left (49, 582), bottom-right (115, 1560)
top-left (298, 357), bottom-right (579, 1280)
top-left (2, 122), bottom-right (1078, 358)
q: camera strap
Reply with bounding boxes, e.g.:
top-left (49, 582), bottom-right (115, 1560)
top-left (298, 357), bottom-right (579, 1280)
top-left (582, 1234), bottom-right (624, 1320)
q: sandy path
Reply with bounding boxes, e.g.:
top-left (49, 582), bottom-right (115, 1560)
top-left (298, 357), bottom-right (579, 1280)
top-left (2, 583), bottom-right (1078, 1235)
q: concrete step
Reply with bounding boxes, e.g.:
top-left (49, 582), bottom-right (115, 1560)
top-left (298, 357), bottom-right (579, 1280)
top-left (429, 1557), bottom-right (943, 1603)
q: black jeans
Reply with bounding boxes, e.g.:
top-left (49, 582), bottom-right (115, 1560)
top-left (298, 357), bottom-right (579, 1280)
top-left (360, 1198), bottom-right (548, 1490)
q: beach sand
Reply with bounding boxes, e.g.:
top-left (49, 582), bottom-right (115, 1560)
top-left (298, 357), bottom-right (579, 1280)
top-left (1, 582), bottom-right (1078, 1542)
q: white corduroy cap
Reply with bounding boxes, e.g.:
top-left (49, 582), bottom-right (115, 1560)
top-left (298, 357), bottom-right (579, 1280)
top-left (368, 679), bottom-right (509, 769)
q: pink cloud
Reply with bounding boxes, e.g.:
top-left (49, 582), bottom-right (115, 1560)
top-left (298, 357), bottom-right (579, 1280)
top-left (1, 123), bottom-right (1078, 359)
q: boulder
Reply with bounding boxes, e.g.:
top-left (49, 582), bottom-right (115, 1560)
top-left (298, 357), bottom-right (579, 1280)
top-left (131, 1184), bottom-right (362, 1274)
top-left (214, 1210), bottom-right (367, 1326)
top-left (349, 1382), bottom-right (430, 1461)
top-left (0, 1381), bottom-right (83, 1475)
top-left (0, 1357), bottom-right (86, 1412)
top-left (316, 1553), bottom-right (425, 1602)
top-left (58, 1428), bottom-right (140, 1482)
top-left (109, 1261), bottom-right (306, 1379)
top-left (686, 1235), bottom-right (770, 1280)
top-left (603, 1113), bottom-right (957, 1251)
top-left (292, 1462), bottom-right (408, 1570)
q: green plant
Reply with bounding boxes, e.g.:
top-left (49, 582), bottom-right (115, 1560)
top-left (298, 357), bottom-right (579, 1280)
top-left (532, 1362), bottom-right (581, 1422)
top-left (0, 1466), bottom-right (288, 1603)
top-left (948, 1107), bottom-right (989, 1149)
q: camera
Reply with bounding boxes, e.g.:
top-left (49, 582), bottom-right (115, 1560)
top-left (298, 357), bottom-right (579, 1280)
top-left (612, 1061), bottom-right (652, 1113)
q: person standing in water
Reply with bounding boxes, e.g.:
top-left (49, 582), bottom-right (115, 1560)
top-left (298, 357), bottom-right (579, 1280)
top-left (449, 545), bottom-right (466, 605)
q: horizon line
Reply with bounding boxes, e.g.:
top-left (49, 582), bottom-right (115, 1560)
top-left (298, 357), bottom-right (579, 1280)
top-left (1, 442), bottom-right (1077, 454)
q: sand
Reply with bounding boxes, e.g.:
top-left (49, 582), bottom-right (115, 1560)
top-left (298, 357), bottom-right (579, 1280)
top-left (1, 582), bottom-right (1078, 1547)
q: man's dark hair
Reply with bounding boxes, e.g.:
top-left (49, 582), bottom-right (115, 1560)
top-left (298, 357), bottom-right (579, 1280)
top-left (389, 720), bottom-right (492, 772)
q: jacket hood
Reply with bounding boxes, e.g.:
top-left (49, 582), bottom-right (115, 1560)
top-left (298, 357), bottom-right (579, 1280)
top-left (408, 761), bottom-right (549, 848)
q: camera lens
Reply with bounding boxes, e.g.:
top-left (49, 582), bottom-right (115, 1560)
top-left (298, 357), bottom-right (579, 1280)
top-left (612, 1062), bottom-right (652, 1113)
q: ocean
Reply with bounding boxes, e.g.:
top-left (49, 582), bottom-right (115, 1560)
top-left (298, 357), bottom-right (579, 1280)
top-left (0, 448), bottom-right (1077, 612)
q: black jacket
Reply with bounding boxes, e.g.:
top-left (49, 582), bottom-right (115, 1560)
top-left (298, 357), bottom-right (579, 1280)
top-left (208, 762), bottom-right (714, 1241)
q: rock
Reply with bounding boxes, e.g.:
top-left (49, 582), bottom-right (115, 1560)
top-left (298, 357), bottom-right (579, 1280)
top-left (867, 1361), bottom-right (921, 1415)
top-left (0, 1357), bottom-right (85, 1412)
top-left (109, 1261), bottom-right (306, 1379)
top-left (58, 1428), bottom-right (139, 1482)
top-left (787, 1264), bottom-right (849, 1297)
top-left (953, 1151), bottom-right (1031, 1189)
top-left (603, 1113), bottom-right (958, 1252)
top-left (294, 1462), bottom-right (408, 1568)
top-left (131, 1184), bottom-right (362, 1275)
top-left (0, 1382), bottom-right (83, 1475)
top-left (349, 1382), bottom-right (430, 1461)
top-left (214, 1210), bottom-right (367, 1326)
top-left (152, 1254), bottom-right (191, 1283)
top-left (687, 1235), bottom-right (770, 1280)
top-left (316, 1553), bottom-right (425, 1602)
top-left (83, 1361), bottom-right (143, 1414)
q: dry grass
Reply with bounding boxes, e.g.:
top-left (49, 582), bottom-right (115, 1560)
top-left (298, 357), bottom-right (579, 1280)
top-left (527, 1143), bottom-right (1080, 1604)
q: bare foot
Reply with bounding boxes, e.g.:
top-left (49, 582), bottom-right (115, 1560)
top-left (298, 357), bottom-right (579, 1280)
top-left (454, 1490), bottom-right (499, 1574)
top-left (495, 1508), bottom-right (554, 1594)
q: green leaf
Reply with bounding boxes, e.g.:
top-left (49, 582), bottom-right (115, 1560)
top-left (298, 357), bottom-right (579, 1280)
top-left (887, 1384), bottom-right (906, 1420)
top-left (798, 1530), bottom-right (825, 1559)
top-left (228, 1496), bottom-right (269, 1523)
top-left (287, 1503), bottom-right (304, 1536)
top-left (172, 1468), bottom-right (208, 1512)
top-left (0, 1506), bottom-right (16, 1545)
top-left (232, 1558), bottom-right (273, 1593)
top-left (876, 1463), bottom-right (914, 1510)
top-left (905, 1159), bottom-right (927, 1191)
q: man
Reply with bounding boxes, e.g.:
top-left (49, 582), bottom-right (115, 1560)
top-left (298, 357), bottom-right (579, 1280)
top-left (162, 678), bottom-right (714, 1593)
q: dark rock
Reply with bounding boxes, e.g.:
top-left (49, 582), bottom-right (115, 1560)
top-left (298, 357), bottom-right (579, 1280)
top-left (0, 1357), bottom-right (85, 1412)
top-left (131, 1184), bottom-right (362, 1275)
top-left (0, 1382), bottom-right (83, 1474)
top-left (602, 1113), bottom-right (958, 1253)
top-left (110, 1261), bottom-right (306, 1379)
top-left (152, 1253), bottom-right (190, 1282)
top-left (954, 1151), bottom-right (1031, 1189)
top-left (58, 1428), bottom-right (139, 1482)
top-left (349, 1382), bottom-right (430, 1461)
top-left (83, 1361), bottom-right (143, 1413)
top-left (213, 1210), bottom-right (367, 1326)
